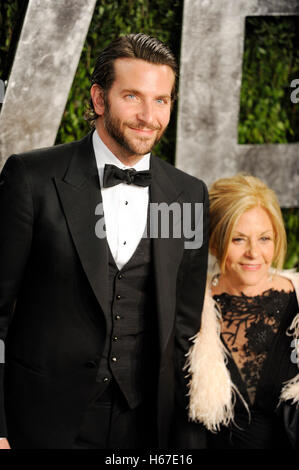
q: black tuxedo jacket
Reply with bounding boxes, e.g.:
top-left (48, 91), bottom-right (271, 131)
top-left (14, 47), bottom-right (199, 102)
top-left (0, 132), bottom-right (208, 448)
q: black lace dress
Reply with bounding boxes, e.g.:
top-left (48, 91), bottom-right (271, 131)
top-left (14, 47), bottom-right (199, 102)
top-left (207, 288), bottom-right (299, 449)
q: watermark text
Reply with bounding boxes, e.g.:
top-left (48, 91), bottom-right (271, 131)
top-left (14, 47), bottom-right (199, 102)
top-left (95, 202), bottom-right (204, 250)
top-left (0, 339), bottom-right (4, 364)
top-left (290, 78), bottom-right (299, 104)
top-left (0, 79), bottom-right (5, 104)
top-left (290, 338), bottom-right (299, 364)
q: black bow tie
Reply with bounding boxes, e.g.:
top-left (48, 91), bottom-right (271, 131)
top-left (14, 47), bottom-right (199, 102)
top-left (103, 164), bottom-right (152, 188)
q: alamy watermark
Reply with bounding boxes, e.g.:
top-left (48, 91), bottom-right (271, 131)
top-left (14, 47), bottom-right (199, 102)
top-left (290, 338), bottom-right (299, 364)
top-left (0, 339), bottom-right (4, 364)
top-left (0, 79), bottom-right (6, 104)
top-left (95, 202), bottom-right (204, 249)
top-left (290, 79), bottom-right (299, 104)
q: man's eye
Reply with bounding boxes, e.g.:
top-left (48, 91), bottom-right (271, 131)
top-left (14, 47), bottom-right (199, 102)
top-left (156, 98), bottom-right (168, 104)
top-left (126, 94), bottom-right (136, 100)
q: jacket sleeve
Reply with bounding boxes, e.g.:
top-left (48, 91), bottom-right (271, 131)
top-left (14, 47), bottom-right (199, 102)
top-left (276, 401), bottom-right (299, 449)
top-left (175, 180), bottom-right (209, 410)
top-left (0, 155), bottom-right (34, 436)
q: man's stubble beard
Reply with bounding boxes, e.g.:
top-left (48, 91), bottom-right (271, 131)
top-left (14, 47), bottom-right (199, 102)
top-left (103, 97), bottom-right (167, 157)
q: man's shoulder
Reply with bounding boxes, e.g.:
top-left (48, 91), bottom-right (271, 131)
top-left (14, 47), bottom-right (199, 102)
top-left (2, 133), bottom-right (93, 185)
top-left (12, 134), bottom-right (89, 169)
top-left (154, 155), bottom-right (207, 189)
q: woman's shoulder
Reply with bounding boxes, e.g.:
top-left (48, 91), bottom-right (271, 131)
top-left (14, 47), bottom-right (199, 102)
top-left (271, 274), bottom-right (294, 293)
top-left (272, 270), bottom-right (299, 296)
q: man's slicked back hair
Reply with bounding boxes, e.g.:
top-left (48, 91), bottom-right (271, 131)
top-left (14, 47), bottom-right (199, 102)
top-left (87, 33), bottom-right (178, 123)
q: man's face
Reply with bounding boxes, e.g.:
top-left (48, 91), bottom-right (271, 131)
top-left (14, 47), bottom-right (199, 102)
top-left (93, 58), bottom-right (175, 160)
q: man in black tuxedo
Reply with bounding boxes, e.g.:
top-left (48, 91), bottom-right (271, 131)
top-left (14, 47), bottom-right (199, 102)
top-left (0, 34), bottom-right (208, 449)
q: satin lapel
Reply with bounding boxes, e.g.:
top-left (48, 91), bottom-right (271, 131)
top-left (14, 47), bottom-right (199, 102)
top-left (54, 133), bottom-right (109, 317)
top-left (150, 156), bottom-right (185, 355)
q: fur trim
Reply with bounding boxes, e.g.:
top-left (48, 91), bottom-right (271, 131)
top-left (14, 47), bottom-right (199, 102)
top-left (280, 374), bottom-right (299, 405)
top-left (185, 282), bottom-right (248, 431)
top-left (186, 269), bottom-right (299, 430)
top-left (278, 270), bottom-right (299, 405)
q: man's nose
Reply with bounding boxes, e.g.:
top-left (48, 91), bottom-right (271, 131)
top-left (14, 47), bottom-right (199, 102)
top-left (136, 101), bottom-right (154, 125)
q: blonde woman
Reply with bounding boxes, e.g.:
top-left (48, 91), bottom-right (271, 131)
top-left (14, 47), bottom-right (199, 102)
top-left (185, 173), bottom-right (299, 449)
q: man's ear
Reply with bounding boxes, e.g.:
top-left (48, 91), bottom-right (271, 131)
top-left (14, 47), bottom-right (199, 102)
top-left (90, 84), bottom-right (105, 116)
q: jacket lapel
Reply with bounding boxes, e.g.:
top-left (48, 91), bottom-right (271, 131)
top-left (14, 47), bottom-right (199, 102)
top-left (54, 135), bottom-right (187, 347)
top-left (150, 155), bottom-right (185, 354)
top-left (54, 133), bottom-right (109, 317)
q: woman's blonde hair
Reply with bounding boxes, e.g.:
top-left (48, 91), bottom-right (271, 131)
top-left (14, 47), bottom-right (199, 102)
top-left (209, 173), bottom-right (287, 273)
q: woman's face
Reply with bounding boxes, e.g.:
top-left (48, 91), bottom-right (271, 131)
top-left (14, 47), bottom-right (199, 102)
top-left (224, 206), bottom-right (275, 291)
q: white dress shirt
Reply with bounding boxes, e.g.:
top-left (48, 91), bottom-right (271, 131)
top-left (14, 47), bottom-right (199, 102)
top-left (93, 129), bottom-right (150, 270)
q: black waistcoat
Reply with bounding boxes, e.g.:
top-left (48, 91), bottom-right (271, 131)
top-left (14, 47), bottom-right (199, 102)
top-left (95, 220), bottom-right (158, 409)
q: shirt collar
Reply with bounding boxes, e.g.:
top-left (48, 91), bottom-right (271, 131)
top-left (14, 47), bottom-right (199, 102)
top-left (92, 129), bottom-right (150, 187)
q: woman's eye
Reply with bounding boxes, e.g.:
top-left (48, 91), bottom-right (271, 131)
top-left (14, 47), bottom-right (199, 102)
top-left (260, 236), bottom-right (271, 242)
top-left (232, 238), bottom-right (244, 243)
